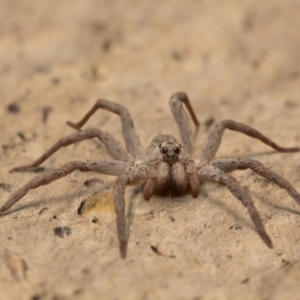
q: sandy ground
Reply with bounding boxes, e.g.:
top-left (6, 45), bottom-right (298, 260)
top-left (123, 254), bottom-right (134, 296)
top-left (1, 1), bottom-right (300, 299)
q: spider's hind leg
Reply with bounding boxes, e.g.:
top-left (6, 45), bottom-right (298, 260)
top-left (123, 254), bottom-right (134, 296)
top-left (199, 119), bottom-right (300, 162)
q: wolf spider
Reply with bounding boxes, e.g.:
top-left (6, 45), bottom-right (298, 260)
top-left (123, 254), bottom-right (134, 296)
top-left (1, 92), bottom-right (300, 258)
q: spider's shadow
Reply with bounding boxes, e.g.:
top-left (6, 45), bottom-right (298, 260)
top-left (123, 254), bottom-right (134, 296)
top-left (240, 149), bottom-right (298, 158)
top-left (201, 186), bottom-right (254, 231)
top-left (0, 187), bottom-right (90, 218)
top-left (200, 183), bottom-right (300, 236)
top-left (250, 189), bottom-right (300, 216)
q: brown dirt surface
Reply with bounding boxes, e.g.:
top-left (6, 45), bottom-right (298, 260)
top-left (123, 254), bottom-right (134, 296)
top-left (1, 1), bottom-right (300, 299)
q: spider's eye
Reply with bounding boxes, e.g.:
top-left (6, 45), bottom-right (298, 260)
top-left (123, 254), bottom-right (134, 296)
top-left (161, 147), bottom-right (168, 154)
top-left (173, 147), bottom-right (180, 154)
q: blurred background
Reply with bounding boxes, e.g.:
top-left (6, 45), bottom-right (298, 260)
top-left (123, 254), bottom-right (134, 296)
top-left (1, 0), bottom-right (300, 148)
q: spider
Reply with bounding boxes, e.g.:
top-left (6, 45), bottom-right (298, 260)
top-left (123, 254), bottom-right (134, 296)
top-left (1, 92), bottom-right (300, 259)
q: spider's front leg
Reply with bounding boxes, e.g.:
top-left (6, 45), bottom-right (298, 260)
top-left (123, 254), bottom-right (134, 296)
top-left (199, 119), bottom-right (300, 162)
top-left (113, 165), bottom-right (147, 258)
top-left (169, 92), bottom-right (200, 155)
top-left (0, 160), bottom-right (128, 213)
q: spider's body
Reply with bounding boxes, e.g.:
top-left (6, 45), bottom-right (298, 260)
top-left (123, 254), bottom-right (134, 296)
top-left (142, 134), bottom-right (200, 199)
top-left (1, 92), bottom-right (300, 259)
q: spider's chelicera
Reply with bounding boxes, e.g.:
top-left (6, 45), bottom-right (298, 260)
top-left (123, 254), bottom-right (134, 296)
top-left (1, 92), bottom-right (300, 259)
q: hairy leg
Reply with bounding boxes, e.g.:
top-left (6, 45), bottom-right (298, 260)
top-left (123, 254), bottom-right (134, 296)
top-left (114, 165), bottom-right (147, 258)
top-left (87, 160), bottom-right (128, 176)
top-left (198, 165), bottom-right (273, 248)
top-left (1, 160), bottom-right (128, 213)
top-left (169, 92), bottom-right (200, 155)
top-left (199, 119), bottom-right (300, 162)
top-left (11, 128), bottom-right (132, 172)
top-left (67, 99), bottom-right (145, 157)
top-left (210, 158), bottom-right (300, 206)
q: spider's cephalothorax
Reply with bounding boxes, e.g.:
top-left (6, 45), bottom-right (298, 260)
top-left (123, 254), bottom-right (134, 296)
top-left (1, 92), bottom-right (300, 259)
top-left (143, 135), bottom-right (197, 199)
top-left (159, 140), bottom-right (181, 163)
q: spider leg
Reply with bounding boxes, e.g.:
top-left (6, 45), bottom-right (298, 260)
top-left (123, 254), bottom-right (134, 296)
top-left (198, 165), bottom-right (273, 248)
top-left (210, 158), bottom-right (300, 206)
top-left (1, 160), bottom-right (128, 213)
top-left (114, 165), bottom-right (147, 258)
top-left (169, 92), bottom-right (200, 154)
top-left (199, 119), bottom-right (300, 162)
top-left (10, 128), bottom-right (132, 172)
top-left (66, 99), bottom-right (145, 157)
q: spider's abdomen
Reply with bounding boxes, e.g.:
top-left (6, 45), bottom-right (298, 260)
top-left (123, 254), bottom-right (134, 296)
top-left (153, 161), bottom-right (189, 197)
